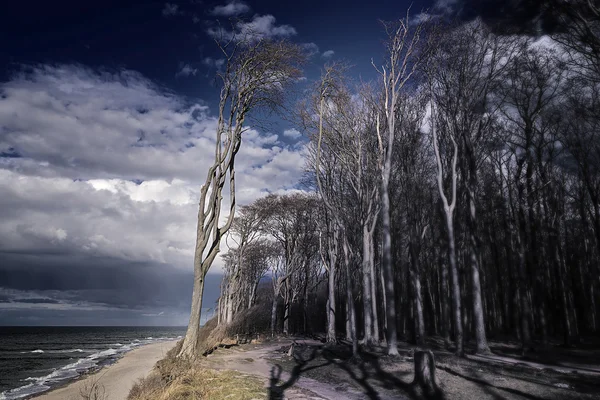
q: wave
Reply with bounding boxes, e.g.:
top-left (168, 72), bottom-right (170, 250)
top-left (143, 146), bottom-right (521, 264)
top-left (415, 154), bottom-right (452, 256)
top-left (19, 348), bottom-right (88, 354)
top-left (0, 353), bottom-right (100, 400)
top-left (56, 348), bottom-right (86, 353)
top-left (0, 336), bottom-right (179, 399)
top-left (0, 383), bottom-right (50, 400)
top-left (89, 348), bottom-right (117, 359)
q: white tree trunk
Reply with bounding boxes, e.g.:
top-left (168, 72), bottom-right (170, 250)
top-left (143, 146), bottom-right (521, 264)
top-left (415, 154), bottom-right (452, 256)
top-left (381, 179), bottom-right (399, 355)
top-left (409, 241), bottom-right (425, 345)
top-left (369, 232), bottom-right (380, 342)
top-left (380, 253), bottom-right (387, 333)
top-left (271, 294), bottom-right (278, 336)
top-left (362, 223), bottom-right (374, 345)
top-left (327, 255), bottom-right (337, 342)
top-left (226, 280), bottom-right (234, 324)
top-left (343, 236), bottom-right (359, 357)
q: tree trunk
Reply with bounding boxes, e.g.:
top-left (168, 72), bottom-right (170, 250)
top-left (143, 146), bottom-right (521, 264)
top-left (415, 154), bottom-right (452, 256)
top-left (179, 271), bottom-right (205, 358)
top-left (248, 281), bottom-right (258, 309)
top-left (591, 283), bottom-right (598, 332)
top-left (466, 184), bottom-right (491, 354)
top-left (226, 278), bottom-right (234, 324)
top-left (555, 232), bottom-right (573, 346)
top-left (369, 231), bottom-right (380, 342)
top-left (217, 296), bottom-right (222, 326)
top-left (343, 236), bottom-right (359, 357)
top-left (381, 179), bottom-right (399, 355)
top-left (362, 223), bottom-right (374, 345)
top-left (439, 246), bottom-right (451, 348)
top-left (271, 294), bottom-right (278, 337)
top-left (427, 274), bottom-right (439, 335)
top-left (413, 350), bottom-right (440, 397)
top-left (380, 252), bottom-right (388, 333)
top-left (217, 277), bottom-right (224, 326)
top-left (327, 254), bottom-right (337, 343)
top-left (516, 197), bottom-right (533, 352)
top-left (409, 240), bottom-right (425, 345)
top-left (283, 288), bottom-right (290, 335)
top-left (446, 216), bottom-right (464, 356)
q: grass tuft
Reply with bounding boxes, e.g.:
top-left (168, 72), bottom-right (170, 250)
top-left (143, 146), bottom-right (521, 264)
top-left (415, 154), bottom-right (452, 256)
top-left (129, 365), bottom-right (266, 400)
top-left (128, 320), bottom-right (267, 400)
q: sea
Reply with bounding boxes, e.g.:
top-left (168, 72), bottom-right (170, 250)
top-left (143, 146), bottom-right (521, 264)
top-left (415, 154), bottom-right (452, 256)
top-left (0, 326), bottom-right (186, 400)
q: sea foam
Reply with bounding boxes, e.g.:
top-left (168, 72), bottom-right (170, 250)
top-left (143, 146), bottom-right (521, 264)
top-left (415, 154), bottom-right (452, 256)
top-left (1, 336), bottom-right (178, 400)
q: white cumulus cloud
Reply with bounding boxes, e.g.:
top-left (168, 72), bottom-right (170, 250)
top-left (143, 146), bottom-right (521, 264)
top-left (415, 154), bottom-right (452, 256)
top-left (207, 14), bottom-right (297, 42)
top-left (0, 64), bottom-right (307, 274)
top-left (283, 128), bottom-right (302, 139)
top-left (162, 3), bottom-right (180, 17)
top-left (322, 50), bottom-right (335, 59)
top-left (302, 43), bottom-right (320, 57)
top-left (210, 1), bottom-right (251, 17)
top-left (176, 64), bottom-right (198, 77)
top-left (202, 57), bottom-right (225, 69)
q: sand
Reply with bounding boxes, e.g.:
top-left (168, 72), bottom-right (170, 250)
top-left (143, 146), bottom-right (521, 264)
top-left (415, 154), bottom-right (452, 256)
top-left (31, 340), bottom-right (178, 400)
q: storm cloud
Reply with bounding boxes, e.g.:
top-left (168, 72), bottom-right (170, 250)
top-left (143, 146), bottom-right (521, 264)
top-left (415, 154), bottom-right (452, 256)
top-left (0, 64), bottom-right (306, 325)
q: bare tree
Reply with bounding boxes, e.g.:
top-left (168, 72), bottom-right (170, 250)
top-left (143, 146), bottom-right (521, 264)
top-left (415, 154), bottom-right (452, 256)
top-left (269, 248), bottom-right (287, 336)
top-left (252, 193), bottom-right (319, 335)
top-left (426, 20), bottom-right (517, 354)
top-left (178, 36), bottom-right (305, 358)
top-left (389, 89), bottom-right (430, 345)
top-left (498, 40), bottom-right (566, 352)
top-left (221, 204), bottom-right (269, 323)
top-left (206, 13), bottom-right (600, 365)
top-left (429, 89), bottom-right (463, 356)
top-left (373, 11), bottom-right (425, 356)
top-left (244, 240), bottom-right (275, 309)
top-left (552, 0), bottom-right (600, 81)
top-left (305, 63), bottom-right (366, 353)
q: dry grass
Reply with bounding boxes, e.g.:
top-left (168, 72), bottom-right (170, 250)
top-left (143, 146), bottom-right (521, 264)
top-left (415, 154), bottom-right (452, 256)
top-left (129, 364), bottom-right (266, 400)
top-left (128, 318), bottom-right (267, 400)
top-left (196, 307), bottom-right (270, 356)
top-left (79, 375), bottom-right (108, 400)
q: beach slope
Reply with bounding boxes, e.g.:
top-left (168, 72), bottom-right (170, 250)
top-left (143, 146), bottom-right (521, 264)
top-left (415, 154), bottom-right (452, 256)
top-left (32, 340), bottom-right (178, 400)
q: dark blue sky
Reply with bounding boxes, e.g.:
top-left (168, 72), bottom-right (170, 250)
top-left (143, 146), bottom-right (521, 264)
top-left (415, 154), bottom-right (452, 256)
top-left (0, 0), bottom-right (435, 103)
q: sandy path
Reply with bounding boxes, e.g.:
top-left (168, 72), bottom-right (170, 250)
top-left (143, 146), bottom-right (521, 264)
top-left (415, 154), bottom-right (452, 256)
top-left (202, 339), bottom-right (381, 400)
top-left (32, 340), bottom-right (178, 400)
top-left (199, 339), bottom-right (600, 400)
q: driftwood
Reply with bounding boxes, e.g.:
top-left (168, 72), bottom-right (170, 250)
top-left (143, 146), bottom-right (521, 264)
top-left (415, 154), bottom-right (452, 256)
top-left (413, 350), bottom-right (441, 397)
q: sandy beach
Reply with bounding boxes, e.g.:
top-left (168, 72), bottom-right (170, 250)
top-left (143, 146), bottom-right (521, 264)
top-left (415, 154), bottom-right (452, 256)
top-left (31, 339), bottom-right (178, 400)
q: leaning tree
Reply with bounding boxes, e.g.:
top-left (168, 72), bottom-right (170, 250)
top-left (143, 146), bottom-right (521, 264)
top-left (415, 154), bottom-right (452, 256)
top-left (178, 35), bottom-right (305, 358)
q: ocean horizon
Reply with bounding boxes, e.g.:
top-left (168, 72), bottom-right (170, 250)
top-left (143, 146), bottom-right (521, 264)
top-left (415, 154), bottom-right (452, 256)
top-left (0, 326), bottom-right (187, 400)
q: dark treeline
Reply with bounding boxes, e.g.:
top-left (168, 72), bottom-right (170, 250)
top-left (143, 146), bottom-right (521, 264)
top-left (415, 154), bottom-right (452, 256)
top-left (214, 2), bottom-right (600, 358)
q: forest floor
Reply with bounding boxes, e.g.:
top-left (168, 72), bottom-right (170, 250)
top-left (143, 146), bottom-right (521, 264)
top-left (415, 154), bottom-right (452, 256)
top-left (199, 335), bottom-right (600, 400)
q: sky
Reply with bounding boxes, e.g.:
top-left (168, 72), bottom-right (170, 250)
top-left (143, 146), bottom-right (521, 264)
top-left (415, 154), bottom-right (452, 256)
top-left (0, 0), bottom-right (543, 326)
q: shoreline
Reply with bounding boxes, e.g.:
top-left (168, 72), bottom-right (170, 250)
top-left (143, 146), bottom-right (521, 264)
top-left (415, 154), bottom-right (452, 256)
top-left (27, 339), bottom-right (178, 400)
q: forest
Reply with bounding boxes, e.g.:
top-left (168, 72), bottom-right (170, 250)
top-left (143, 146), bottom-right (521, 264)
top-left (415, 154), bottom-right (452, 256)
top-left (178, 0), bottom-right (600, 366)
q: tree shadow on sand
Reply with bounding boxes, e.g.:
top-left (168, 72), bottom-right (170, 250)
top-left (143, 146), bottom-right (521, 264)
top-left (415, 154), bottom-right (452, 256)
top-left (437, 365), bottom-right (546, 400)
top-left (268, 345), bottom-right (331, 400)
top-left (268, 343), bottom-right (446, 400)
